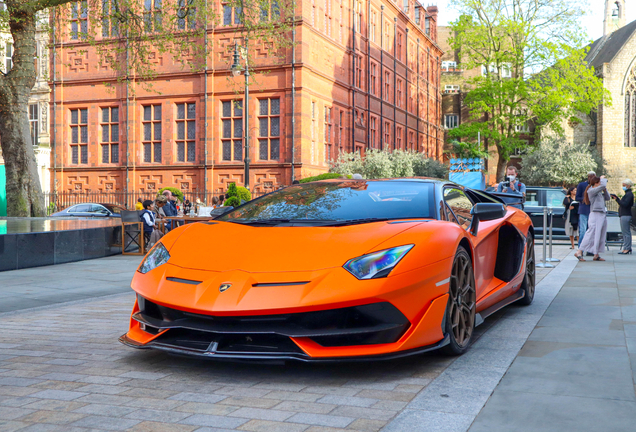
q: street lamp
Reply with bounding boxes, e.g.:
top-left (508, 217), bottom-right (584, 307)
top-left (231, 39), bottom-right (251, 190)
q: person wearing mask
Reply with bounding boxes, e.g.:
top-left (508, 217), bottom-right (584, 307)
top-left (576, 171), bottom-right (596, 252)
top-left (496, 166), bottom-right (526, 209)
top-left (563, 187), bottom-right (579, 249)
top-left (162, 190), bottom-right (178, 216)
top-left (611, 179), bottom-right (634, 254)
top-left (575, 175), bottom-right (611, 261)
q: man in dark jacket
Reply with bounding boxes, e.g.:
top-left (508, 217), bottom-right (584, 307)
top-left (162, 190), bottom-right (178, 216)
top-left (575, 171), bottom-right (596, 249)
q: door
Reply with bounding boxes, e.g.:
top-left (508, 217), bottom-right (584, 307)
top-left (443, 187), bottom-right (499, 299)
top-left (524, 189), bottom-right (543, 232)
top-left (90, 204), bottom-right (111, 217)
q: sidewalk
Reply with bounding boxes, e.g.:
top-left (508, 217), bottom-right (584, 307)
top-left (469, 250), bottom-right (636, 432)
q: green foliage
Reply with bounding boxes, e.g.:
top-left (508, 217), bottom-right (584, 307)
top-left (224, 196), bottom-right (242, 207)
top-left (299, 173), bottom-right (348, 183)
top-left (329, 149), bottom-right (449, 180)
top-left (446, 140), bottom-right (489, 160)
top-left (521, 137), bottom-right (605, 186)
top-left (225, 182), bottom-right (251, 203)
top-left (448, 0), bottom-right (610, 175)
top-left (157, 187), bottom-right (184, 202)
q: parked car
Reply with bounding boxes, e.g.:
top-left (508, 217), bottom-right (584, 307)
top-left (523, 186), bottom-right (623, 245)
top-left (51, 203), bottom-right (125, 218)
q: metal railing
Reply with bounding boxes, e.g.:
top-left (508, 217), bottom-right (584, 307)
top-left (44, 189), bottom-right (280, 215)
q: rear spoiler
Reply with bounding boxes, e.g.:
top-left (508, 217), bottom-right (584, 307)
top-left (481, 191), bottom-right (525, 208)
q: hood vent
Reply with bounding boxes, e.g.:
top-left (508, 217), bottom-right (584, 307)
top-left (252, 282), bottom-right (309, 287)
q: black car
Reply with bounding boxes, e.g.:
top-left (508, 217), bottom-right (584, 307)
top-left (524, 186), bottom-right (622, 244)
top-left (51, 203), bottom-right (125, 218)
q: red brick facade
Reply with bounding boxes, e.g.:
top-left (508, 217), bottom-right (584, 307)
top-left (51, 1), bottom-right (443, 196)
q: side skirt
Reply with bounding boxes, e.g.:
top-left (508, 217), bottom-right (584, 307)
top-left (475, 288), bottom-right (526, 327)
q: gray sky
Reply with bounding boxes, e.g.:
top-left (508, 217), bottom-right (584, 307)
top-left (433, 0), bottom-right (636, 42)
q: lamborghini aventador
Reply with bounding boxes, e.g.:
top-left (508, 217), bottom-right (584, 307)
top-left (120, 178), bottom-right (535, 361)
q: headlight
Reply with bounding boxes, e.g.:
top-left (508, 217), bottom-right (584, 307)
top-left (138, 243), bottom-right (170, 274)
top-left (343, 245), bottom-right (414, 280)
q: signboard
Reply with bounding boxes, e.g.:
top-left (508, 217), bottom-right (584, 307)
top-left (449, 158), bottom-right (486, 190)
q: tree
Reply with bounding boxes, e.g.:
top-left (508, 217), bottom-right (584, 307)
top-left (0, 0), bottom-right (292, 216)
top-left (521, 137), bottom-right (605, 187)
top-left (448, 0), bottom-right (609, 181)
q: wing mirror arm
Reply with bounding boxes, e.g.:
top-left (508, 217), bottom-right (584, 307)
top-left (469, 203), bottom-right (507, 236)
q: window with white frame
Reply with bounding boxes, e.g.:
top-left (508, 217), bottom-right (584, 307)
top-left (221, 100), bottom-right (243, 161)
top-left (515, 121), bottom-right (530, 133)
top-left (258, 98), bottom-right (281, 160)
top-left (482, 63), bottom-right (512, 78)
top-left (441, 61), bottom-right (457, 71)
top-left (101, 107), bottom-right (119, 163)
top-left (176, 102), bottom-right (196, 162)
top-left (143, 0), bottom-right (163, 32)
top-left (29, 104), bottom-right (39, 147)
top-left (4, 42), bottom-right (12, 73)
top-left (142, 105), bottom-right (162, 163)
top-left (444, 114), bottom-right (459, 129)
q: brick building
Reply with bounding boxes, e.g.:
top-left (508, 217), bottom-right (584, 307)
top-left (50, 0), bottom-right (443, 197)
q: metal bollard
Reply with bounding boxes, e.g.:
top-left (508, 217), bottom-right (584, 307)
top-left (537, 206), bottom-right (555, 268)
top-left (547, 207), bottom-right (560, 262)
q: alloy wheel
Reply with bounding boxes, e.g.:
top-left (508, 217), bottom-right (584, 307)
top-left (448, 250), bottom-right (476, 348)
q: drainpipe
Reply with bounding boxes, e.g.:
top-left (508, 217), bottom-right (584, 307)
top-left (351, 0), bottom-right (356, 152)
top-left (366, 0), bottom-right (371, 149)
top-left (51, 9), bottom-right (57, 194)
top-left (380, 6), bottom-right (384, 149)
top-left (125, 28), bottom-right (130, 197)
top-left (405, 27), bottom-right (409, 150)
top-left (417, 38), bottom-right (420, 152)
top-left (203, 0), bottom-right (209, 197)
top-left (291, 2), bottom-right (296, 181)
top-left (393, 17), bottom-right (397, 150)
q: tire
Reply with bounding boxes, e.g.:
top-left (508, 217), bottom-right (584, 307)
top-left (441, 246), bottom-right (476, 356)
top-left (518, 234), bottom-right (536, 306)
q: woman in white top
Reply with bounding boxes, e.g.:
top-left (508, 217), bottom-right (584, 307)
top-left (574, 175), bottom-right (611, 261)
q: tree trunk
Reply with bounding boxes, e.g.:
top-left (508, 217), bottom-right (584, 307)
top-left (495, 147), bottom-right (508, 182)
top-left (0, 7), bottom-right (45, 217)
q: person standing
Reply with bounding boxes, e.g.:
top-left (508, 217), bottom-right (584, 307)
top-left (496, 166), bottom-right (526, 209)
top-left (575, 175), bottom-right (611, 261)
top-left (576, 171), bottom-right (596, 250)
top-left (611, 179), bottom-right (634, 254)
top-left (563, 187), bottom-right (579, 249)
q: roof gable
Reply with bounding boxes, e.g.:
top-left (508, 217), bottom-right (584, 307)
top-left (586, 20), bottom-right (636, 70)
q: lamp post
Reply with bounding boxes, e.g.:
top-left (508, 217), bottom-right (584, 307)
top-left (231, 38), bottom-right (250, 190)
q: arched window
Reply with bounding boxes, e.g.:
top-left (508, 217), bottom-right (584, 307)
top-left (626, 65), bottom-right (636, 147)
top-left (612, 2), bottom-right (621, 18)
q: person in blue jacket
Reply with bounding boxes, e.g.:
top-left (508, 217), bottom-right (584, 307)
top-left (575, 171), bottom-right (596, 251)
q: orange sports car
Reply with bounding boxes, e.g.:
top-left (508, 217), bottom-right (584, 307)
top-left (120, 179), bottom-right (535, 361)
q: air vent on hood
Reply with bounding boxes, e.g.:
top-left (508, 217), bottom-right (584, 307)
top-left (252, 282), bottom-right (310, 287)
top-left (166, 277), bottom-right (203, 285)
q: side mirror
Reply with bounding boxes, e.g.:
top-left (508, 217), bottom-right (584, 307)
top-left (469, 203), bottom-right (507, 235)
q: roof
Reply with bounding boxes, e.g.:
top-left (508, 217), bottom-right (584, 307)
top-left (586, 20), bottom-right (636, 70)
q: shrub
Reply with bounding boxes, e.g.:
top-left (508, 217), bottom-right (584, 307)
top-left (521, 137), bottom-right (605, 186)
top-left (224, 182), bottom-right (251, 204)
top-left (298, 173), bottom-right (348, 183)
top-left (329, 148), bottom-right (449, 180)
top-left (157, 187), bottom-right (184, 202)
top-left (224, 196), bottom-right (241, 207)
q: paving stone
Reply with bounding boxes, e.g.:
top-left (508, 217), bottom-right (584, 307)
top-left (347, 418), bottom-right (387, 432)
top-left (124, 408), bottom-right (192, 423)
top-left (238, 419), bottom-right (310, 432)
top-left (174, 402), bottom-right (240, 416)
top-left (167, 391), bottom-right (228, 404)
top-left (218, 396), bottom-right (282, 408)
top-left (0, 406), bottom-right (35, 420)
top-left (20, 399), bottom-right (87, 412)
top-left (274, 401), bottom-right (336, 414)
top-left (0, 377), bottom-right (44, 387)
top-left (329, 406), bottom-right (396, 421)
top-left (0, 421), bottom-right (31, 432)
top-left (18, 410), bottom-right (87, 424)
top-left (285, 413), bottom-right (355, 428)
top-left (77, 376), bottom-right (131, 385)
top-left (28, 389), bottom-right (87, 401)
top-left (214, 387), bottom-right (273, 397)
top-left (264, 391), bottom-right (322, 402)
top-left (73, 384), bottom-right (130, 395)
top-left (179, 413), bottom-right (250, 428)
top-left (117, 371), bottom-right (169, 380)
top-left (127, 420), bottom-right (198, 432)
top-left (69, 415), bottom-right (142, 430)
top-left (383, 409), bottom-right (474, 432)
top-left (72, 403), bottom-right (138, 417)
top-left (0, 396), bottom-right (37, 407)
top-left (126, 397), bottom-right (187, 410)
top-left (354, 390), bottom-right (415, 403)
top-left (316, 395), bottom-right (378, 408)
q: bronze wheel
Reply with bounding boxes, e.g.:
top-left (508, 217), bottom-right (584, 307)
top-left (441, 246), bottom-right (476, 355)
top-left (518, 234), bottom-right (535, 306)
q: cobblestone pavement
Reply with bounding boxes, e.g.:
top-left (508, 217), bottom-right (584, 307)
top-left (0, 244), bottom-right (572, 432)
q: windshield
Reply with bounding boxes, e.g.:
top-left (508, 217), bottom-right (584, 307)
top-left (218, 181), bottom-right (436, 223)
